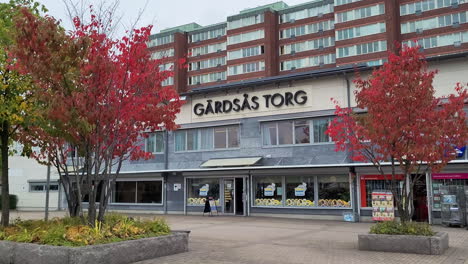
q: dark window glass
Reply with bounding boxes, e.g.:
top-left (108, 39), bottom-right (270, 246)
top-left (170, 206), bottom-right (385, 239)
top-left (114, 182), bottom-right (136, 203)
top-left (286, 176), bottom-right (314, 207)
top-left (136, 181), bottom-right (162, 203)
top-left (318, 175), bottom-right (350, 207)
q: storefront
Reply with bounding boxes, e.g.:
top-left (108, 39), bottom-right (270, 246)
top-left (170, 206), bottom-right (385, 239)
top-left (430, 172), bottom-right (468, 224)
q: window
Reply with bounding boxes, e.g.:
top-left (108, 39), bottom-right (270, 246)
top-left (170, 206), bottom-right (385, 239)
top-left (279, 4), bottom-right (334, 23)
top-left (145, 132), bottom-right (164, 153)
top-left (189, 57), bottom-right (226, 71)
top-left (336, 22), bottom-right (386, 41)
top-left (262, 118), bottom-right (329, 146)
top-left (280, 54), bottom-right (336, 71)
top-left (337, 40), bottom-right (387, 58)
top-left (187, 178), bottom-right (220, 206)
top-left (159, 63), bottom-right (173, 71)
top-left (253, 176), bottom-right (283, 206)
top-left (286, 176), bottom-right (315, 207)
top-left (279, 20), bottom-right (334, 39)
top-left (335, 0), bottom-right (364, 6)
top-left (401, 11), bottom-right (468, 34)
top-left (29, 182), bottom-right (59, 192)
top-left (151, 48), bottom-right (175, 59)
top-left (228, 14), bottom-right (264, 30)
top-left (190, 27), bottom-right (226, 43)
top-left (175, 126), bottom-right (239, 152)
top-left (335, 4), bottom-right (385, 23)
top-left (161, 76), bottom-right (174, 86)
top-left (113, 181), bottom-right (162, 204)
top-left (361, 176), bottom-right (404, 207)
top-left (280, 37), bottom-right (335, 55)
top-left (400, 0), bottom-right (467, 16)
top-left (227, 30), bottom-right (265, 45)
top-left (188, 71), bottom-right (227, 85)
top-left (147, 34), bottom-right (174, 47)
top-left (189, 42), bottom-right (226, 57)
top-left (228, 61), bottom-right (265, 76)
top-left (227, 46), bottom-right (264, 60)
top-left (404, 31), bottom-right (468, 49)
top-left (318, 175), bottom-right (350, 207)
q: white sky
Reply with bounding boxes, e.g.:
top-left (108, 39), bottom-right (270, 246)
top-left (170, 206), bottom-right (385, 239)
top-left (2, 0), bottom-right (311, 37)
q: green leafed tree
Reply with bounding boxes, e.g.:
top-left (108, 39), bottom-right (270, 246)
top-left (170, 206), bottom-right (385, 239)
top-left (0, 0), bottom-right (46, 227)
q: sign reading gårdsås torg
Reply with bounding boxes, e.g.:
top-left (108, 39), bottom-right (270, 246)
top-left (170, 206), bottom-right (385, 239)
top-left (193, 90), bottom-right (308, 116)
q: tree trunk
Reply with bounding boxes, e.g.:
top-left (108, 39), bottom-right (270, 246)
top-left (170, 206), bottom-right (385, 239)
top-left (1, 121), bottom-right (10, 227)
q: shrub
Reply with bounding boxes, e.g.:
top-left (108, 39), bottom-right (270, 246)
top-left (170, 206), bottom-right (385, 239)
top-left (370, 221), bottom-right (435, 236)
top-left (0, 214), bottom-right (171, 246)
top-left (0, 194), bottom-right (18, 209)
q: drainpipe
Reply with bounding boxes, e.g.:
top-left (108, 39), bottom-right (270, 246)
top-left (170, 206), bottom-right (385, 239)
top-left (163, 130), bottom-right (169, 214)
top-left (344, 72), bottom-right (359, 222)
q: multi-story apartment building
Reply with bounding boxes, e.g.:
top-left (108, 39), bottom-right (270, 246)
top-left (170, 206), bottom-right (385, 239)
top-left (148, 0), bottom-right (468, 93)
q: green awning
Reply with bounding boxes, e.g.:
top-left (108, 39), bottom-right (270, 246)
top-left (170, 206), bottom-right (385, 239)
top-left (200, 157), bottom-right (262, 168)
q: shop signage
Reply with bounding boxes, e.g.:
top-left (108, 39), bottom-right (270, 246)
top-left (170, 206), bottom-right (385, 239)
top-left (371, 191), bottom-right (395, 221)
top-left (199, 184), bottom-right (209, 196)
top-left (455, 146), bottom-right (466, 157)
top-left (193, 90), bottom-right (308, 116)
top-left (264, 183), bottom-right (276, 196)
top-left (294, 183), bottom-right (307, 197)
top-left (432, 173), bottom-right (468, 180)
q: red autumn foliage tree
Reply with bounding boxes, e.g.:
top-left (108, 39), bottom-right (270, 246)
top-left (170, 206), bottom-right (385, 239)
top-left (12, 8), bottom-right (183, 225)
top-left (326, 45), bottom-right (468, 222)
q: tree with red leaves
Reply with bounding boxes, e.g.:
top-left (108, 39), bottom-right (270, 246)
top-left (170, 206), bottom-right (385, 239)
top-left (326, 45), bottom-right (468, 223)
top-left (12, 8), bottom-right (183, 225)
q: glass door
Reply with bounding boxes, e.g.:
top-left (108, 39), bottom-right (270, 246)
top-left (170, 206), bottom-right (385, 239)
top-left (224, 179), bottom-right (235, 214)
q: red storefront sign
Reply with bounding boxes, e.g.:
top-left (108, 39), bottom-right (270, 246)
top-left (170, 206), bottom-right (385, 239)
top-left (360, 174), bottom-right (404, 207)
top-left (432, 173), bottom-right (468, 180)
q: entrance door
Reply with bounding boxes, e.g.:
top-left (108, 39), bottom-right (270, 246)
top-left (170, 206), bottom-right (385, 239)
top-left (224, 179), bottom-right (234, 214)
top-left (235, 178), bottom-right (244, 215)
top-left (412, 175), bottom-right (428, 222)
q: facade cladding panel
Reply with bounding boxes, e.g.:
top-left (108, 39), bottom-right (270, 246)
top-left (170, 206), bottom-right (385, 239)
top-left (107, 0), bottom-right (468, 221)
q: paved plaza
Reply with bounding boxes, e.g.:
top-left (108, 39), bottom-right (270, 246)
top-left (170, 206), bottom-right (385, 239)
top-left (7, 211), bottom-right (468, 264)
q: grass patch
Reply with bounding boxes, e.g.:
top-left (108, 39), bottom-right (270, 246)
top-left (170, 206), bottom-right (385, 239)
top-left (370, 221), bottom-right (435, 236)
top-left (0, 213), bottom-right (171, 246)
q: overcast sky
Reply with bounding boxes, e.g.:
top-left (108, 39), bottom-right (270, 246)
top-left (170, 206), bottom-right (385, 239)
top-left (2, 0), bottom-right (310, 37)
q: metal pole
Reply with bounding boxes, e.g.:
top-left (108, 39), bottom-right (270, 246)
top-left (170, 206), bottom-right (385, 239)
top-left (45, 164), bottom-right (51, 221)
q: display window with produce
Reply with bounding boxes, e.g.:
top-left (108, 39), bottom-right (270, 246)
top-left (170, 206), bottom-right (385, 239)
top-left (186, 178), bottom-right (220, 206)
top-left (253, 175), bottom-right (283, 206)
top-left (286, 176), bottom-right (314, 207)
top-left (317, 175), bottom-right (351, 208)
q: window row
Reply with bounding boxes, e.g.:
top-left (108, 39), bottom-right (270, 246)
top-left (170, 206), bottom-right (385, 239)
top-left (279, 4), bottom-right (334, 23)
top-left (113, 181), bottom-right (162, 204)
top-left (175, 126), bottom-right (239, 152)
top-left (335, 4), bottom-right (385, 23)
top-left (29, 181), bottom-right (59, 192)
top-left (404, 31), bottom-right (468, 49)
top-left (188, 71), bottom-right (227, 85)
top-left (228, 14), bottom-right (264, 30)
top-left (366, 59), bottom-right (386, 67)
top-left (280, 20), bottom-right (334, 39)
top-left (337, 40), bottom-right (387, 58)
top-left (151, 48), bottom-right (174, 60)
top-left (228, 61), bottom-right (265, 76)
top-left (262, 118), bottom-right (331, 146)
top-left (227, 45), bottom-right (265, 60)
top-left (189, 42), bottom-right (226, 57)
top-left (400, 0), bottom-right (467, 16)
top-left (189, 27), bottom-right (226, 43)
top-left (227, 30), bottom-right (265, 45)
top-left (144, 132), bottom-right (165, 153)
top-left (334, 0), bottom-right (363, 6)
top-left (253, 175), bottom-right (351, 208)
top-left (401, 11), bottom-right (468, 34)
top-left (159, 62), bottom-right (173, 71)
top-left (336, 22), bottom-right (386, 41)
top-left (161, 76), bottom-right (174, 87)
top-left (279, 37), bottom-right (335, 55)
top-left (189, 57), bottom-right (226, 71)
top-left (148, 34), bottom-right (174, 47)
top-left (280, 53), bottom-right (336, 71)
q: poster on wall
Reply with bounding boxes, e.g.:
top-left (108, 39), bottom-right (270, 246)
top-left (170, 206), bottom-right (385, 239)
top-left (264, 183), bottom-right (276, 196)
top-left (371, 191), bottom-right (395, 221)
top-left (199, 184), bottom-right (209, 196)
top-left (294, 183), bottom-right (307, 197)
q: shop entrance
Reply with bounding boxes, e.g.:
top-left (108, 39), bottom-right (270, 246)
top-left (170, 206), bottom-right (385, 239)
top-left (412, 175), bottom-right (428, 222)
top-left (223, 178), bottom-right (245, 215)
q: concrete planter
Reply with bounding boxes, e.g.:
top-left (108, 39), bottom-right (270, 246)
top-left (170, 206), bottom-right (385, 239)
top-left (0, 231), bottom-right (189, 264)
top-left (358, 232), bottom-right (448, 255)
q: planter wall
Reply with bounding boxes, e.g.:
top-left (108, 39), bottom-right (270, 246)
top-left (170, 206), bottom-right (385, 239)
top-left (358, 232), bottom-right (448, 255)
top-left (0, 231), bottom-right (189, 264)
